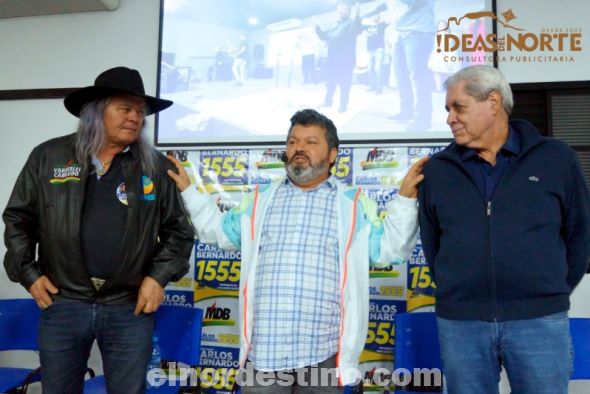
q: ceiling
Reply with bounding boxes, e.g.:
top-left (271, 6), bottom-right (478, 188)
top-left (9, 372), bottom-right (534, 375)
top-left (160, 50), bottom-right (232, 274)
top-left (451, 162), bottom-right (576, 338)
top-left (0, 0), bottom-right (119, 19)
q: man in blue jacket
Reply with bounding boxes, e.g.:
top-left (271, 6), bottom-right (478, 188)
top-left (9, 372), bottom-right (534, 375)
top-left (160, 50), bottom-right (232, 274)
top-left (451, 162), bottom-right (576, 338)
top-left (419, 65), bottom-right (590, 394)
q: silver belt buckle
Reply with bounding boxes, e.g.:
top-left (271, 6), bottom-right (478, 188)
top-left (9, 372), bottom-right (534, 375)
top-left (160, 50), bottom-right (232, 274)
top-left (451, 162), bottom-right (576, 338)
top-left (90, 277), bottom-right (106, 291)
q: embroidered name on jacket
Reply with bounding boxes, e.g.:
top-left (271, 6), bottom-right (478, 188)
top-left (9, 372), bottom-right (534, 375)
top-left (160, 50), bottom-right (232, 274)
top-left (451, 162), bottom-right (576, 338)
top-left (50, 160), bottom-right (81, 184)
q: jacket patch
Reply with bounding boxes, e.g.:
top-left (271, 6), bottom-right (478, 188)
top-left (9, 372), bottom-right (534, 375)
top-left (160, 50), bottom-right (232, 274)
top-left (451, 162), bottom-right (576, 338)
top-left (528, 176), bottom-right (540, 182)
top-left (50, 160), bottom-right (81, 184)
top-left (140, 176), bottom-right (156, 201)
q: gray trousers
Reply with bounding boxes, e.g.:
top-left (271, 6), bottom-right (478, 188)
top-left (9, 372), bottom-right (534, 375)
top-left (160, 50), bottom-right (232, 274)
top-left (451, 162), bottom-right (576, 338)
top-left (240, 355), bottom-right (345, 394)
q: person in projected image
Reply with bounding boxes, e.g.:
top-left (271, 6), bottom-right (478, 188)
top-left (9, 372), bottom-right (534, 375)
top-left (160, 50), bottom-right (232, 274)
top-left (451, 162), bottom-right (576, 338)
top-left (295, 32), bottom-right (318, 84)
top-left (167, 108), bottom-right (427, 392)
top-left (3, 66), bottom-right (194, 393)
top-left (316, 1), bottom-right (387, 113)
top-left (419, 65), bottom-right (590, 394)
top-left (428, 20), bottom-right (460, 92)
top-left (363, 13), bottom-right (390, 95)
top-left (387, 0), bottom-right (435, 131)
top-left (315, 2), bottom-right (362, 113)
top-left (232, 34), bottom-right (249, 86)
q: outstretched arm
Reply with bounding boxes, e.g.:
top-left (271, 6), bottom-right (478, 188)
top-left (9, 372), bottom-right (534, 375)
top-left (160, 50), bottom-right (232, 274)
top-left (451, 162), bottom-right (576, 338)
top-left (167, 155), bottom-right (241, 251)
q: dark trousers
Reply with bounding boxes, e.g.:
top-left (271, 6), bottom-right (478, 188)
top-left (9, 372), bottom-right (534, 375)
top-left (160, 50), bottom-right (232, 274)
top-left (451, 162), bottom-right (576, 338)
top-left (240, 355), bottom-right (345, 394)
top-left (39, 299), bottom-right (154, 394)
top-left (323, 63), bottom-right (354, 110)
top-left (301, 54), bottom-right (316, 84)
top-left (393, 31), bottom-right (435, 119)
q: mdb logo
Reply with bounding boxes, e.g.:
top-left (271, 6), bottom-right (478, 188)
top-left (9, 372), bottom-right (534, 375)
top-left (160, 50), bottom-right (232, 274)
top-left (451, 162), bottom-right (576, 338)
top-left (204, 303), bottom-right (236, 327)
top-left (361, 148), bottom-right (399, 170)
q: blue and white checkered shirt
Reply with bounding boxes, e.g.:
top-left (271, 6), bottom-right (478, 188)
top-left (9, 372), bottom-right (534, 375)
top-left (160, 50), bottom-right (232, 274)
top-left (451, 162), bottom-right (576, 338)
top-left (249, 177), bottom-right (340, 371)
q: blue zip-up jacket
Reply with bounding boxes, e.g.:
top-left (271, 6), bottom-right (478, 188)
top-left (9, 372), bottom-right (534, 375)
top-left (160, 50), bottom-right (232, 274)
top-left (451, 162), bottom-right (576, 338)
top-left (419, 120), bottom-right (590, 321)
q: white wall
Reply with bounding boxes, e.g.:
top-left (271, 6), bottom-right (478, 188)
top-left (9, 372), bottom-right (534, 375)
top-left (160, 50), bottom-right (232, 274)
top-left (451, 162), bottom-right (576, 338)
top-left (0, 0), bottom-right (588, 391)
top-left (496, 0), bottom-right (590, 82)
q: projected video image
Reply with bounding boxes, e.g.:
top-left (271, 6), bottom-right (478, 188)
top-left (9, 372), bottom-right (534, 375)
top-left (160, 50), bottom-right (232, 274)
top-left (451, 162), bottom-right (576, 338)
top-left (157, 0), bottom-right (491, 145)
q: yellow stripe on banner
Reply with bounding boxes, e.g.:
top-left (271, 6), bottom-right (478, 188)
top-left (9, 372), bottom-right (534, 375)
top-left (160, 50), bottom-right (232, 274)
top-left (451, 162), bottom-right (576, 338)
top-left (406, 289), bottom-right (436, 312)
top-left (203, 184), bottom-right (250, 194)
top-left (369, 270), bottom-right (400, 279)
top-left (359, 349), bottom-right (394, 364)
top-left (194, 284), bottom-right (239, 302)
top-left (202, 319), bottom-right (236, 327)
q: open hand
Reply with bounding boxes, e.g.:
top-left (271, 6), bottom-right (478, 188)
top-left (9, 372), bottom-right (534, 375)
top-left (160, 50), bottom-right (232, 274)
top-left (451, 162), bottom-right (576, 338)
top-left (166, 155), bottom-right (192, 192)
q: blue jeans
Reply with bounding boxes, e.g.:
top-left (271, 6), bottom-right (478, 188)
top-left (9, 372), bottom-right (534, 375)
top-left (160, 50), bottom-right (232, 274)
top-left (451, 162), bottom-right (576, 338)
top-left (437, 312), bottom-right (572, 394)
top-left (38, 299), bottom-right (154, 394)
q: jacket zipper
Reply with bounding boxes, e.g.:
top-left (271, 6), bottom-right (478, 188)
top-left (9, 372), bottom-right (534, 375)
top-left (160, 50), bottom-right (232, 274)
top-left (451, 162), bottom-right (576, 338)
top-left (487, 201), bottom-right (498, 322)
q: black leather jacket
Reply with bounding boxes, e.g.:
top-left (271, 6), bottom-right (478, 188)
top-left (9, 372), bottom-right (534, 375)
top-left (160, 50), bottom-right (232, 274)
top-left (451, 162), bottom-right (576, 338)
top-left (3, 134), bottom-right (194, 304)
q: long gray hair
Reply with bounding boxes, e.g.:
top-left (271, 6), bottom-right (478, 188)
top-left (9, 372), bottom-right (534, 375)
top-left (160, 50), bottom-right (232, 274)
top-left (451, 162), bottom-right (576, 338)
top-left (444, 65), bottom-right (513, 116)
top-left (73, 97), bottom-right (157, 175)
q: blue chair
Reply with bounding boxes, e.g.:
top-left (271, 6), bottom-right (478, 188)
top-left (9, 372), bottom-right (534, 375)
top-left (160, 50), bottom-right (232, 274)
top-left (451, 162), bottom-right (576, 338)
top-left (570, 317), bottom-right (590, 380)
top-left (393, 312), bottom-right (442, 393)
top-left (0, 298), bottom-right (42, 393)
top-left (84, 305), bottom-right (203, 393)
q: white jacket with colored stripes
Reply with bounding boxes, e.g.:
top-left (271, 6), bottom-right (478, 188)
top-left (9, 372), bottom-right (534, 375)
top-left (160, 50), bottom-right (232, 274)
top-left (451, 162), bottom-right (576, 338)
top-left (181, 177), bottom-right (418, 385)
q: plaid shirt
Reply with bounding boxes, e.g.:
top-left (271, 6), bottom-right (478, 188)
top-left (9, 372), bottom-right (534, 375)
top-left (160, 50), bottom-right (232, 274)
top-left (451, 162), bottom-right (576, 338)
top-left (249, 177), bottom-right (340, 370)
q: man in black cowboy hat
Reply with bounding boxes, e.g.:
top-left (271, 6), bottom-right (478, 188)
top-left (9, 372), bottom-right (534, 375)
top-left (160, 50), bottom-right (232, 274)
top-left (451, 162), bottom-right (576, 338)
top-left (3, 66), bottom-right (194, 393)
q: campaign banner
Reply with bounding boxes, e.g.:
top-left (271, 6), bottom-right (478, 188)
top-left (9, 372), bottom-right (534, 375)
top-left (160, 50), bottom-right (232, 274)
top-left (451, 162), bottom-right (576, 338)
top-left (407, 242), bottom-right (436, 312)
top-left (358, 300), bottom-right (406, 392)
top-left (195, 241), bottom-right (241, 293)
top-left (162, 290), bottom-right (194, 308)
top-left (194, 240), bottom-right (241, 394)
top-left (407, 146), bottom-right (445, 163)
top-left (353, 147), bottom-right (408, 188)
top-left (197, 347), bottom-right (240, 393)
top-left (248, 148), bottom-right (286, 185)
top-left (331, 147), bottom-right (353, 185)
top-left (199, 149), bottom-right (249, 185)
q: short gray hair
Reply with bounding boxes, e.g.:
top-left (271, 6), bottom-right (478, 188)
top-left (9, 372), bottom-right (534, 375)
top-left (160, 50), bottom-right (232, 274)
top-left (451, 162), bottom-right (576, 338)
top-left (444, 65), bottom-right (513, 115)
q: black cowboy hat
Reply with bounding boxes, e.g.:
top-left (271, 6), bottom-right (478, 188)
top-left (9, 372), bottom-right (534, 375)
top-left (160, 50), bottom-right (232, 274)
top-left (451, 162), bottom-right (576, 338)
top-left (64, 66), bottom-right (173, 117)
